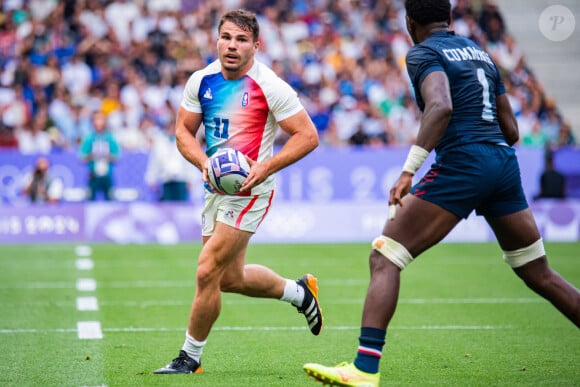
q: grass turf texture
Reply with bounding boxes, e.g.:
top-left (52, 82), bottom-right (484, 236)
top-left (0, 242), bottom-right (578, 386)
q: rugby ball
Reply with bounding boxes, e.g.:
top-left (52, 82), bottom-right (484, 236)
top-left (207, 148), bottom-right (251, 195)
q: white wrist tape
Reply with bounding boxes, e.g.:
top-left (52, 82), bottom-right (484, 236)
top-left (402, 145), bottom-right (429, 174)
top-left (388, 204), bottom-right (397, 220)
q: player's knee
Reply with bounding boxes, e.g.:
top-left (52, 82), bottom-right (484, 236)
top-left (371, 236), bottom-right (413, 270)
top-left (195, 260), bottom-right (221, 289)
top-left (502, 238), bottom-right (545, 268)
top-left (219, 276), bottom-right (239, 293)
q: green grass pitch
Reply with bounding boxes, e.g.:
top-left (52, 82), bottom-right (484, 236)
top-left (0, 242), bottom-right (578, 386)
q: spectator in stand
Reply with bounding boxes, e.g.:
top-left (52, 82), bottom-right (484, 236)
top-left (48, 85), bottom-right (77, 148)
top-left (1, 84), bottom-right (30, 131)
top-left (522, 120), bottom-right (548, 148)
top-left (144, 122), bottom-right (195, 202)
top-left (80, 111), bottom-right (121, 201)
top-left (487, 33), bottom-right (523, 73)
top-left (515, 100), bottom-right (539, 141)
top-left (478, 0), bottom-right (505, 43)
top-left (557, 122), bottom-right (576, 147)
top-left (0, 0), bottom-right (574, 155)
top-left (349, 124), bottom-right (370, 146)
top-left (60, 53), bottom-right (92, 100)
top-left (538, 98), bottom-right (563, 146)
top-left (16, 104), bottom-right (52, 155)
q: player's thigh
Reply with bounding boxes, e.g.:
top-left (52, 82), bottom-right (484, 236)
top-left (199, 221), bottom-right (252, 271)
top-left (384, 195), bottom-right (460, 257)
top-left (485, 208), bottom-right (541, 251)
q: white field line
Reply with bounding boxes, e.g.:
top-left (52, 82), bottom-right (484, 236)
top-left (1, 280), bottom-right (194, 289)
top-left (1, 279), bottom-right (372, 289)
top-left (76, 278), bottom-right (97, 291)
top-left (98, 298), bottom-right (545, 307)
top-left (0, 324), bottom-right (514, 335)
top-left (2, 298), bottom-right (546, 308)
top-left (75, 258), bottom-right (94, 270)
top-left (74, 245), bottom-right (93, 257)
top-left (77, 321), bottom-right (103, 339)
top-left (76, 296), bottom-right (99, 311)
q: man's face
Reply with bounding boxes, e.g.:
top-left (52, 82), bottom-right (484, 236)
top-left (92, 113), bottom-right (107, 132)
top-left (217, 21), bottom-right (259, 79)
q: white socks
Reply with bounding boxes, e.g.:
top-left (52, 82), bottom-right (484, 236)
top-left (182, 279), bottom-right (304, 361)
top-left (182, 332), bottom-right (206, 362)
top-left (280, 279), bottom-right (305, 307)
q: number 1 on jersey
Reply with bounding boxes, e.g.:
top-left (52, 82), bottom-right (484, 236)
top-left (476, 68), bottom-right (494, 122)
top-left (213, 117), bottom-right (230, 139)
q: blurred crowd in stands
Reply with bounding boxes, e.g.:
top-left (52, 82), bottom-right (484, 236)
top-left (0, 0), bottom-right (576, 156)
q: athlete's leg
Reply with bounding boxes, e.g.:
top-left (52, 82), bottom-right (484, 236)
top-left (218, 234), bottom-right (323, 336)
top-left (188, 221), bottom-right (253, 341)
top-left (219, 250), bottom-right (286, 298)
top-left (486, 208), bottom-right (580, 327)
top-left (362, 194), bottom-right (461, 329)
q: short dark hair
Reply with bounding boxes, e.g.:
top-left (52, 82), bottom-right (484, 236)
top-left (218, 9), bottom-right (260, 42)
top-left (405, 0), bottom-right (451, 26)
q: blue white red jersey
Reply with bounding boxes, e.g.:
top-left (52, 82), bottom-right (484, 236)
top-left (181, 59), bottom-right (304, 193)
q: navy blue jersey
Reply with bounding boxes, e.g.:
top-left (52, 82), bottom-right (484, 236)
top-left (406, 31), bottom-right (507, 152)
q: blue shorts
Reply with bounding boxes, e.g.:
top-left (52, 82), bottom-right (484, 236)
top-left (411, 143), bottom-right (528, 219)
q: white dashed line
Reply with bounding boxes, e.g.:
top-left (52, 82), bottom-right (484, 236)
top-left (76, 296), bottom-right (99, 311)
top-left (76, 278), bottom-right (97, 292)
top-left (77, 321), bottom-right (103, 339)
top-left (74, 245), bottom-right (102, 345)
top-left (76, 258), bottom-right (94, 270)
top-left (0, 324), bottom-right (514, 335)
top-left (75, 245), bottom-right (93, 257)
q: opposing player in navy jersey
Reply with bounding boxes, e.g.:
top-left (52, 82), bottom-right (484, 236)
top-left (304, 0), bottom-right (579, 385)
top-left (154, 9), bottom-right (322, 376)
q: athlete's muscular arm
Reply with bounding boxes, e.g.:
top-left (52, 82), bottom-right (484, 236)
top-left (496, 93), bottom-right (519, 146)
top-left (175, 106), bottom-right (210, 179)
top-left (414, 70), bottom-right (453, 151)
top-left (240, 109), bottom-right (319, 192)
top-left (389, 70), bottom-right (452, 210)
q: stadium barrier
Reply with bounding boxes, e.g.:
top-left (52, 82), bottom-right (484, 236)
top-left (0, 147), bottom-right (578, 244)
top-left (0, 199), bottom-right (579, 244)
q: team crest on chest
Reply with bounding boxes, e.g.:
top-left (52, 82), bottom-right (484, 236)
top-left (242, 91), bottom-right (249, 108)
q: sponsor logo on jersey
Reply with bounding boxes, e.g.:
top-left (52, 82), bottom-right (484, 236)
top-left (242, 92), bottom-right (249, 107)
top-left (203, 88), bottom-right (213, 100)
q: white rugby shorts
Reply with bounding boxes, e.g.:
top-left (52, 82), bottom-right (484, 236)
top-left (201, 190), bottom-right (275, 236)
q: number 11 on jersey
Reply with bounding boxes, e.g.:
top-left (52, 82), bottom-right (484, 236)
top-left (213, 116), bottom-right (230, 139)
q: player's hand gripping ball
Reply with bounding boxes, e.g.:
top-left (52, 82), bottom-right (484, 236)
top-left (207, 148), bottom-right (251, 195)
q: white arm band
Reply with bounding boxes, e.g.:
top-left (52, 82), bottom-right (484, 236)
top-left (402, 145), bottom-right (429, 174)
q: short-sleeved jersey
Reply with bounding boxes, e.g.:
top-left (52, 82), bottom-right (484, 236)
top-left (406, 31), bottom-right (507, 153)
top-left (181, 59), bottom-right (304, 194)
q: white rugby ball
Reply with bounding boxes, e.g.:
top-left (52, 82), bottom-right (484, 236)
top-left (207, 148), bottom-right (251, 195)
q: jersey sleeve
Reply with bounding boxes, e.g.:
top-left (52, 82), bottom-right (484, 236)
top-left (406, 45), bottom-right (444, 92)
top-left (181, 70), bottom-right (204, 113)
top-left (263, 76), bottom-right (304, 122)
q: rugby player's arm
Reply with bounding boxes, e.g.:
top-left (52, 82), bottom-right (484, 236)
top-left (240, 109), bottom-right (319, 191)
top-left (175, 106), bottom-right (208, 171)
top-left (388, 70), bottom-right (451, 213)
top-left (414, 70), bottom-right (453, 152)
top-left (262, 109), bottom-right (318, 174)
top-left (496, 93), bottom-right (519, 146)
